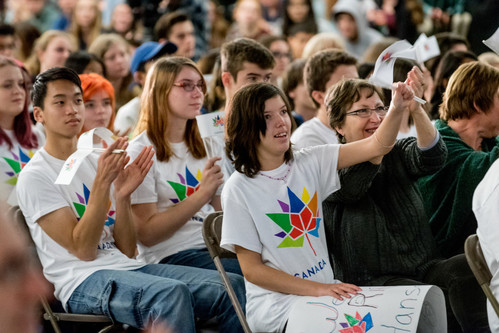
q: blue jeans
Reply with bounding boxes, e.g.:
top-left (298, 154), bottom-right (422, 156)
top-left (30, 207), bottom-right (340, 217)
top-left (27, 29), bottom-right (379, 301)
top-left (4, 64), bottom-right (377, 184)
top-left (160, 248), bottom-right (243, 276)
top-left (66, 264), bottom-right (245, 333)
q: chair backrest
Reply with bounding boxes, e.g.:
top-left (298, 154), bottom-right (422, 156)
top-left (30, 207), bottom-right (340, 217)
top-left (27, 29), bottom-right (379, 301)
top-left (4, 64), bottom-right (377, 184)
top-left (464, 234), bottom-right (499, 318)
top-left (9, 206), bottom-right (116, 333)
top-left (202, 211), bottom-right (252, 333)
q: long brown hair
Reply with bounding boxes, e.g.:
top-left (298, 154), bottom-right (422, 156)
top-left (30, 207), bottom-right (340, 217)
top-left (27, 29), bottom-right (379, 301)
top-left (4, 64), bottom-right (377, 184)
top-left (135, 57), bottom-right (206, 162)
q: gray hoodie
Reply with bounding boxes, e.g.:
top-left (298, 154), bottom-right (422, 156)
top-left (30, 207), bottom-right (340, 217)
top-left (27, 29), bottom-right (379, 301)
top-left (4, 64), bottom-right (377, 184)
top-left (332, 0), bottom-right (384, 59)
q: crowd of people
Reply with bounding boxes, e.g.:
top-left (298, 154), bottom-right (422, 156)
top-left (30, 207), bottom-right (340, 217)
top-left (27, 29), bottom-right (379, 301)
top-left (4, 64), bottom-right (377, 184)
top-left (1, 0), bottom-right (499, 332)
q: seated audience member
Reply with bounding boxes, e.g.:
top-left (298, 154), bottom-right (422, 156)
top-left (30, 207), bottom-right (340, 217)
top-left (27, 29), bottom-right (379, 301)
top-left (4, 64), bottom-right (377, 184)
top-left (79, 73), bottom-right (116, 134)
top-left (221, 81), bottom-right (416, 332)
top-left (52, 0), bottom-right (77, 31)
top-left (225, 0), bottom-right (272, 42)
top-left (13, 21), bottom-right (41, 62)
top-left (220, 37), bottom-right (275, 176)
top-left (259, 35), bottom-right (292, 87)
top-left (281, 0), bottom-right (318, 38)
top-left (0, 24), bottom-right (17, 58)
top-left (286, 21), bottom-right (317, 59)
top-left (65, 51), bottom-right (105, 76)
top-left (430, 50), bottom-right (478, 120)
top-left (474, 159), bottom-right (499, 331)
top-left (0, 203), bottom-right (50, 333)
top-left (291, 49), bottom-right (357, 149)
top-left (69, 0), bottom-right (101, 51)
top-left (324, 74), bottom-right (489, 331)
top-left (154, 11), bottom-right (196, 60)
top-left (0, 57), bottom-right (44, 205)
top-left (17, 66), bottom-right (245, 332)
top-left (129, 57), bottom-right (242, 276)
top-left (114, 41), bottom-right (176, 135)
top-left (301, 32), bottom-right (345, 59)
top-left (89, 33), bottom-right (136, 111)
top-left (282, 58), bottom-right (316, 126)
top-left (332, 0), bottom-right (383, 59)
top-left (25, 30), bottom-right (75, 77)
top-left (418, 61), bottom-right (499, 258)
top-left (104, 3), bottom-right (143, 45)
top-left (220, 38), bottom-right (275, 115)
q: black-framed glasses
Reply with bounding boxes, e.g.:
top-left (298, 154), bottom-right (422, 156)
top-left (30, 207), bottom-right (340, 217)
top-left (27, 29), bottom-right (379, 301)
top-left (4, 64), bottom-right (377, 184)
top-left (346, 106), bottom-right (389, 118)
top-left (172, 81), bottom-right (205, 92)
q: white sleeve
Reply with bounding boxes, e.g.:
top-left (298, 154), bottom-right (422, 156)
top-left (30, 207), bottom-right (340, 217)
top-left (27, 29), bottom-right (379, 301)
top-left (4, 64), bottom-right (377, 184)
top-left (221, 186), bottom-right (262, 254)
top-left (17, 167), bottom-right (69, 224)
top-left (300, 144), bottom-right (341, 198)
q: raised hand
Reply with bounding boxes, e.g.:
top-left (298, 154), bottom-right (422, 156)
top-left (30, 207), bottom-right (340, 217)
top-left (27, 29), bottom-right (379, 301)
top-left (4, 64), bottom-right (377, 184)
top-left (391, 82), bottom-right (414, 113)
top-left (95, 137), bottom-right (129, 187)
top-left (198, 157), bottom-right (224, 201)
top-left (113, 145), bottom-right (154, 200)
top-left (405, 66), bottom-right (425, 113)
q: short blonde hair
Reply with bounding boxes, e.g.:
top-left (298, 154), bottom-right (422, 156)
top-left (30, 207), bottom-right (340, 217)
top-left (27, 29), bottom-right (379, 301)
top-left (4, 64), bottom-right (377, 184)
top-left (302, 32), bottom-right (345, 58)
top-left (440, 61), bottom-right (499, 121)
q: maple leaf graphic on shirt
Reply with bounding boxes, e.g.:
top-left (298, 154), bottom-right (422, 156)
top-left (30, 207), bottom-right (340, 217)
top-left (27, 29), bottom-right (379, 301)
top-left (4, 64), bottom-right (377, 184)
top-left (267, 187), bottom-right (321, 255)
top-left (167, 166), bottom-right (202, 204)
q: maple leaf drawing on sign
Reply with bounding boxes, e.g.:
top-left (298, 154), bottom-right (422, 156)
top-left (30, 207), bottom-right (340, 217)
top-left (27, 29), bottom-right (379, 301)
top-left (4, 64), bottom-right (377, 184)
top-left (339, 311), bottom-right (374, 333)
top-left (167, 166), bottom-right (202, 204)
top-left (3, 147), bottom-right (34, 185)
top-left (212, 115), bottom-right (224, 127)
top-left (266, 187), bottom-right (321, 255)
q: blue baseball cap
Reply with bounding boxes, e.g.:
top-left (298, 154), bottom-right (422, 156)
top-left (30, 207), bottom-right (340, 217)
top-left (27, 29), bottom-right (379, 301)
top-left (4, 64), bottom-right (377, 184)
top-left (130, 41), bottom-right (177, 74)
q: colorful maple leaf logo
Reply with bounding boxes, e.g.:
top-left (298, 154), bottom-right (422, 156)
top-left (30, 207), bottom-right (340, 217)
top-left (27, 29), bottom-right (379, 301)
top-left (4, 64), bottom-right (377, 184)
top-left (266, 187), bottom-right (321, 255)
top-left (212, 115), bottom-right (224, 127)
top-left (167, 166), bottom-right (202, 204)
top-left (73, 184), bottom-right (115, 226)
top-left (339, 312), bottom-right (374, 333)
top-left (3, 148), bottom-right (34, 186)
top-left (65, 158), bottom-right (76, 171)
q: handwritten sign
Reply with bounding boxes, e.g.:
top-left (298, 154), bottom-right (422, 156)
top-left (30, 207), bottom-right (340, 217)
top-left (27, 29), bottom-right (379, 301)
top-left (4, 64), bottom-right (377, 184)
top-left (286, 285), bottom-right (446, 332)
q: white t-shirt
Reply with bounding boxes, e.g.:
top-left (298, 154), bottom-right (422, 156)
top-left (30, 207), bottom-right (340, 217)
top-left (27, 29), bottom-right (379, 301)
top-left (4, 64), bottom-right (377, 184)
top-left (17, 148), bottom-right (144, 309)
top-left (290, 117), bottom-right (339, 150)
top-left (129, 132), bottom-right (214, 263)
top-left (114, 96), bottom-right (140, 134)
top-left (221, 144), bottom-right (342, 332)
top-left (473, 159), bottom-right (499, 331)
top-left (0, 127), bottom-right (45, 205)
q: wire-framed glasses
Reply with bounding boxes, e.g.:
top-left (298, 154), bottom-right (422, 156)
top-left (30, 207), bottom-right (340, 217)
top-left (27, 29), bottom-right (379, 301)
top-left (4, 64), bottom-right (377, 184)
top-left (172, 81), bottom-right (205, 92)
top-left (346, 106), bottom-right (389, 118)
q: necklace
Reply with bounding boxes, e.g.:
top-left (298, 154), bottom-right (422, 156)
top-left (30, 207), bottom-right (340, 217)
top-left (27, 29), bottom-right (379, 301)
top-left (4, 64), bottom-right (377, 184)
top-left (259, 163), bottom-right (292, 182)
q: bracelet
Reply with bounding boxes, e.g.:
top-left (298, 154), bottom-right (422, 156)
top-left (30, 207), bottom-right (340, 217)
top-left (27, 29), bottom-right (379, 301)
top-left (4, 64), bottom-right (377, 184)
top-left (373, 131), bottom-right (395, 149)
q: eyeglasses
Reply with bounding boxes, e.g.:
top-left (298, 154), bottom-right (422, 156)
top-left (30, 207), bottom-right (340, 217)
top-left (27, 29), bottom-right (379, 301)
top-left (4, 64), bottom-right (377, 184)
top-left (173, 81), bottom-right (205, 92)
top-left (272, 51), bottom-right (292, 59)
top-left (346, 106), bottom-right (389, 118)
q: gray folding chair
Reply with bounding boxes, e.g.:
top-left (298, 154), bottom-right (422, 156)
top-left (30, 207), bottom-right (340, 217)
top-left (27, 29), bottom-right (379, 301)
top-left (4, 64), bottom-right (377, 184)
top-left (202, 211), bottom-right (252, 333)
top-left (464, 234), bottom-right (499, 318)
top-left (10, 207), bottom-right (117, 333)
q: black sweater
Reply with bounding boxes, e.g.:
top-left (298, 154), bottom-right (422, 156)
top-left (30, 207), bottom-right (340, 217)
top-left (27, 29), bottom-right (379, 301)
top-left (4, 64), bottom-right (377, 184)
top-left (323, 137), bottom-right (447, 285)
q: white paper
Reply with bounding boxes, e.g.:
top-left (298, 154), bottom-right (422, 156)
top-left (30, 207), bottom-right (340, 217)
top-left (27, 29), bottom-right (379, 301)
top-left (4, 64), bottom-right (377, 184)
top-left (286, 285), bottom-right (446, 333)
top-left (369, 40), bottom-right (415, 90)
top-left (414, 34), bottom-right (440, 63)
top-left (55, 127), bottom-right (117, 185)
top-left (483, 27), bottom-right (499, 55)
top-left (196, 111), bottom-right (225, 159)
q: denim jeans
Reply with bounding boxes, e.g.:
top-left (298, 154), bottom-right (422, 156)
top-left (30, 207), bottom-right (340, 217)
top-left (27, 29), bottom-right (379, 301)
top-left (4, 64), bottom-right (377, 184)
top-left (160, 247), bottom-right (243, 276)
top-left (66, 264), bottom-right (245, 333)
top-left (384, 254), bottom-right (490, 333)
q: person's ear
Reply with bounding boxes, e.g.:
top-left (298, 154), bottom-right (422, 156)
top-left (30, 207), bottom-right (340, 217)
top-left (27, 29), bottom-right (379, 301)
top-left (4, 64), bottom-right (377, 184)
top-left (221, 71), bottom-right (234, 89)
top-left (134, 71), bottom-right (146, 86)
top-left (288, 88), bottom-right (297, 100)
top-left (311, 90), bottom-right (325, 106)
top-left (33, 106), bottom-right (44, 124)
top-left (335, 125), bottom-right (345, 137)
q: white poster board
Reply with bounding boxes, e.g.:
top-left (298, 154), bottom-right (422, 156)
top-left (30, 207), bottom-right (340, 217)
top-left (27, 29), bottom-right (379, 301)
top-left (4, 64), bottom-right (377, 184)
top-left (196, 111), bottom-right (225, 159)
top-left (286, 285), bottom-right (446, 333)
